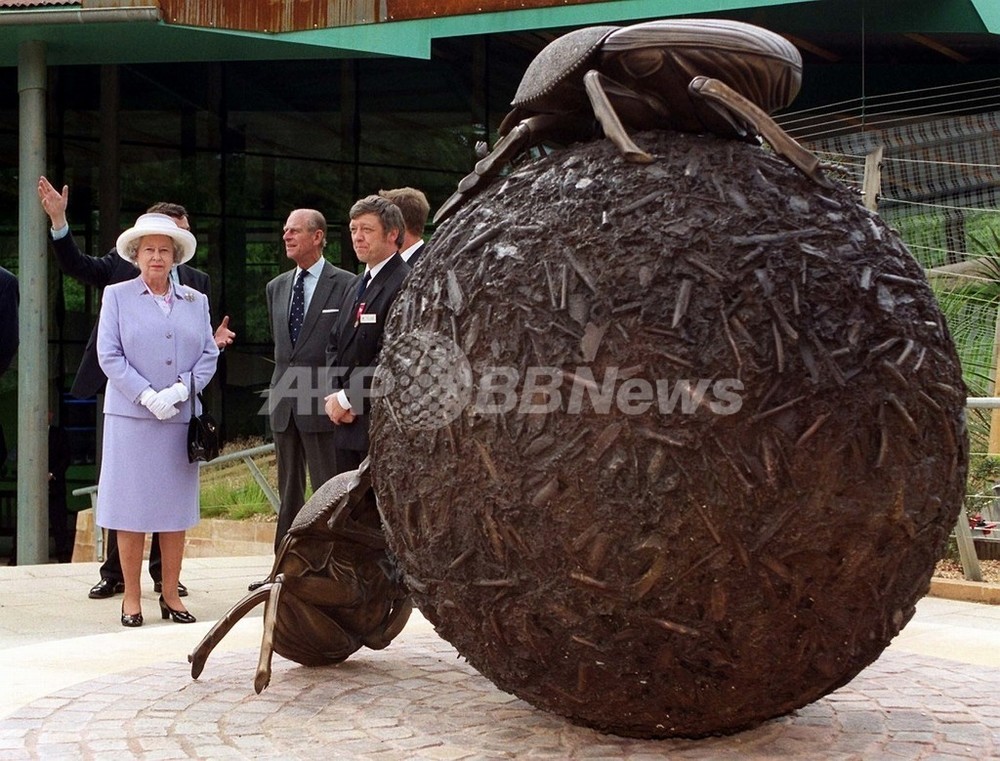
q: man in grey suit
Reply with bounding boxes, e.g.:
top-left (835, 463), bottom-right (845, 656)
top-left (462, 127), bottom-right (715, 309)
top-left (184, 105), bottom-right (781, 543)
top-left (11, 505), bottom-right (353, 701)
top-left (255, 208), bottom-right (353, 588)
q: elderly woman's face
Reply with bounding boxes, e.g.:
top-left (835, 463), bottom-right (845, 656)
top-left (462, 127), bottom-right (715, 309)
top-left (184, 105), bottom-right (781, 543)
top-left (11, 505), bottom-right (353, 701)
top-left (135, 234), bottom-right (176, 281)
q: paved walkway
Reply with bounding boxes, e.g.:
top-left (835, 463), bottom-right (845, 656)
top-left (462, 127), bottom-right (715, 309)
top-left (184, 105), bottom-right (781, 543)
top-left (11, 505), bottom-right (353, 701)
top-left (1, 557), bottom-right (999, 759)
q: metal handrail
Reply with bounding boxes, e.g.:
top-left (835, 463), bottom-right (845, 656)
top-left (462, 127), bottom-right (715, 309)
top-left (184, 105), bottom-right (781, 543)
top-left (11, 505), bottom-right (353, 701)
top-left (72, 442), bottom-right (279, 559)
top-left (197, 443), bottom-right (279, 514)
top-left (965, 397), bottom-right (1000, 409)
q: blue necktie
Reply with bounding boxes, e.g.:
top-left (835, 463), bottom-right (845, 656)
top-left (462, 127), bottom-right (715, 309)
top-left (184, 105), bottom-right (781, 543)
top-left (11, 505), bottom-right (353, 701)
top-left (355, 271), bottom-right (371, 304)
top-left (288, 270), bottom-right (307, 345)
top-left (352, 271), bottom-right (371, 327)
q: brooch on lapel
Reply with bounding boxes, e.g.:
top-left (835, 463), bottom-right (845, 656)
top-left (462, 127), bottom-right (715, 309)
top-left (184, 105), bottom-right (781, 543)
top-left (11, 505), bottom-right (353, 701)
top-left (183, 291), bottom-right (195, 302)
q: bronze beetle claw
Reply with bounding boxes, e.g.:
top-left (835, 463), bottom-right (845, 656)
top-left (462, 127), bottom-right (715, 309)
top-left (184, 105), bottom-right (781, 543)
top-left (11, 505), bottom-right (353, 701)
top-left (435, 18), bottom-right (829, 223)
top-left (188, 458), bottom-right (412, 693)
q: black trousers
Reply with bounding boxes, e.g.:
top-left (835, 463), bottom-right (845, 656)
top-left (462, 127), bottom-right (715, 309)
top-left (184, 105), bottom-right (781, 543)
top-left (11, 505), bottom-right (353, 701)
top-left (333, 447), bottom-right (366, 476)
top-left (272, 418), bottom-right (339, 551)
top-left (99, 529), bottom-right (163, 583)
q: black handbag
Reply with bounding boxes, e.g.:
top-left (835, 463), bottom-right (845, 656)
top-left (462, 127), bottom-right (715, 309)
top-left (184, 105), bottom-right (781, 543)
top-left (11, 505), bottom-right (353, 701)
top-left (187, 378), bottom-right (220, 463)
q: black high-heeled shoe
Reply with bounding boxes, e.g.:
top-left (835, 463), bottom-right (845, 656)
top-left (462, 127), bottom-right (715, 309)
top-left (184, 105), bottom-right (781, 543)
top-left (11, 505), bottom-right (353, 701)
top-left (159, 595), bottom-right (196, 624)
top-left (121, 604), bottom-right (143, 628)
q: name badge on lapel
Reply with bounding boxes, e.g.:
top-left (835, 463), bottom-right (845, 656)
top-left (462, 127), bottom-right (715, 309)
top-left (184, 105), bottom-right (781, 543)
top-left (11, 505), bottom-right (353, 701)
top-left (360, 313), bottom-right (377, 325)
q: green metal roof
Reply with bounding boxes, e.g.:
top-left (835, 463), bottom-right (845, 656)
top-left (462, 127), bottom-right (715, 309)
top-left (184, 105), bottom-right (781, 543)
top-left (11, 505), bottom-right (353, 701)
top-left (971, 0), bottom-right (1000, 32)
top-left (0, 0), bottom-right (996, 67)
top-left (0, 0), bottom-right (803, 66)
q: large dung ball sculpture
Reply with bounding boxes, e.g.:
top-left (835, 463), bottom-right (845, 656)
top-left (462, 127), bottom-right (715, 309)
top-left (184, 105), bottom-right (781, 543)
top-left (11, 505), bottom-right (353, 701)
top-left (369, 35), bottom-right (968, 742)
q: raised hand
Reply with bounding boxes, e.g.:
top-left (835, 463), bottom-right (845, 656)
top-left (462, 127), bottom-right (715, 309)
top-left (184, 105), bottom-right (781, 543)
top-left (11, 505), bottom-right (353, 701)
top-left (37, 176), bottom-right (69, 229)
top-left (214, 315), bottom-right (235, 349)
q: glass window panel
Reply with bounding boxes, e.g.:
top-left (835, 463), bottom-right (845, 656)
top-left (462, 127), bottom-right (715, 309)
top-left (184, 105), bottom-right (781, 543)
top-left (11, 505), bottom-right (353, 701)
top-left (117, 142), bottom-right (221, 220)
top-left (225, 60), bottom-right (348, 164)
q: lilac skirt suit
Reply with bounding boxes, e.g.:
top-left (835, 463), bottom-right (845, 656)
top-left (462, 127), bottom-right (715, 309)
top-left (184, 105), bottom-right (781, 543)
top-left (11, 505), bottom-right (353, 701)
top-left (96, 277), bottom-right (219, 532)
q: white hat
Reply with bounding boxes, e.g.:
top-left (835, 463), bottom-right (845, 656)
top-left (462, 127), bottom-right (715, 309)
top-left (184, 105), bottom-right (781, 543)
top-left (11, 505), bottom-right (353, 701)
top-left (115, 213), bottom-right (197, 265)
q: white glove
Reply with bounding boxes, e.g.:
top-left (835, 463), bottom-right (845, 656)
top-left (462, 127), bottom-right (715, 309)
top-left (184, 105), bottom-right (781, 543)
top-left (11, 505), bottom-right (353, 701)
top-left (140, 387), bottom-right (179, 420)
top-left (154, 381), bottom-right (189, 409)
top-left (156, 404), bottom-right (180, 421)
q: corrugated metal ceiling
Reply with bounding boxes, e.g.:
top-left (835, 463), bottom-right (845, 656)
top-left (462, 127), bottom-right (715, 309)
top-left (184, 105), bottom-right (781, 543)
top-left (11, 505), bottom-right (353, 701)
top-left (0, 0), bottom-right (82, 6)
top-left (156, 1), bottom-right (611, 34)
top-left (0, 0), bottom-right (998, 69)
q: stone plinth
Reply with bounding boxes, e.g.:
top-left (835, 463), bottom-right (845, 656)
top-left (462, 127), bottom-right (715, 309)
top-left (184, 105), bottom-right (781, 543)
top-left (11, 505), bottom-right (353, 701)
top-left (72, 508), bottom-right (275, 562)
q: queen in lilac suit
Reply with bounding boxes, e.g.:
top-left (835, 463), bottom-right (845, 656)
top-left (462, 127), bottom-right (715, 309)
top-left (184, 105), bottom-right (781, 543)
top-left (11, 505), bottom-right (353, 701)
top-left (96, 213), bottom-right (219, 627)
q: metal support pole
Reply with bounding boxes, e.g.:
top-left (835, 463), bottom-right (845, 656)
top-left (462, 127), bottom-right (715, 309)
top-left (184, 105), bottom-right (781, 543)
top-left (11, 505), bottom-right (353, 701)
top-left (16, 39), bottom-right (49, 565)
top-left (959, 396), bottom-right (1000, 579)
top-left (990, 306), bottom-right (1000, 455)
top-left (953, 512), bottom-right (982, 582)
top-left (862, 145), bottom-right (883, 212)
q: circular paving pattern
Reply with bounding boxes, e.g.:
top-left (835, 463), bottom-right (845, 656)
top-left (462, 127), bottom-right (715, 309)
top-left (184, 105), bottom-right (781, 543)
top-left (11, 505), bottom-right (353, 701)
top-left (1, 627), bottom-right (998, 760)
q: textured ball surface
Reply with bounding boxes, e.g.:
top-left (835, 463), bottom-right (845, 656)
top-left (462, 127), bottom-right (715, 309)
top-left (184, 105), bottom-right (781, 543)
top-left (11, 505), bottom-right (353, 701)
top-left (370, 131), bottom-right (968, 738)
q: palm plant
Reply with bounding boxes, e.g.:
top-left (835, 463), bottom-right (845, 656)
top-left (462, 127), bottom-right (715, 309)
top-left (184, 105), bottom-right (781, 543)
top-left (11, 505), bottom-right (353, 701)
top-left (928, 231), bottom-right (1000, 519)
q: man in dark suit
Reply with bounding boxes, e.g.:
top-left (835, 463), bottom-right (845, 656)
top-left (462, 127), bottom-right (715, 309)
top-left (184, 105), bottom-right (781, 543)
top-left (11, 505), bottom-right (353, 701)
top-left (0, 266), bottom-right (17, 378)
top-left (324, 195), bottom-right (411, 473)
top-left (0, 266), bottom-right (16, 491)
top-left (377, 187), bottom-right (429, 267)
top-left (262, 208), bottom-right (354, 562)
top-left (37, 176), bottom-right (236, 598)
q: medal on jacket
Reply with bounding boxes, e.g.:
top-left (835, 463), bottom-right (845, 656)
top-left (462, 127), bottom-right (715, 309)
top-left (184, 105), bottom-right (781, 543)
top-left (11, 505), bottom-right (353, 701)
top-left (354, 301), bottom-right (366, 328)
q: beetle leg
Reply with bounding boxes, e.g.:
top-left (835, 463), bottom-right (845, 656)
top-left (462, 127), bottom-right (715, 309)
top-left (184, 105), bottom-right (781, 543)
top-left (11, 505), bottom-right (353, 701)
top-left (688, 76), bottom-right (833, 188)
top-left (434, 112), bottom-right (568, 224)
top-left (254, 579), bottom-right (284, 693)
top-left (582, 69), bottom-right (655, 164)
top-left (363, 595), bottom-right (414, 650)
top-left (188, 586), bottom-right (271, 679)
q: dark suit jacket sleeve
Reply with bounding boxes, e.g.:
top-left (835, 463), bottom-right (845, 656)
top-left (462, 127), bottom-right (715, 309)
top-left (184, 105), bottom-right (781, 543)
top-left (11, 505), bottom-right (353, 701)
top-left (178, 264), bottom-right (211, 300)
top-left (407, 242), bottom-right (424, 267)
top-left (325, 276), bottom-right (358, 394)
top-left (269, 264), bottom-right (354, 433)
top-left (339, 257), bottom-right (410, 414)
top-left (51, 233), bottom-right (119, 288)
top-left (0, 268), bottom-right (18, 377)
top-left (358, 263), bottom-right (409, 414)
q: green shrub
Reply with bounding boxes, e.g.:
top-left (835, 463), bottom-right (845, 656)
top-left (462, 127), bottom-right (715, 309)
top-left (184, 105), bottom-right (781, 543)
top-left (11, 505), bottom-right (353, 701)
top-left (200, 479), bottom-right (273, 520)
top-left (196, 436), bottom-right (316, 520)
top-left (198, 436), bottom-right (277, 521)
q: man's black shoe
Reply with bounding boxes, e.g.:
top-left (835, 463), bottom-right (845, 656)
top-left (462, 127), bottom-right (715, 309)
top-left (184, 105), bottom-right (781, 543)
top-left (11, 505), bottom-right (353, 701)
top-left (247, 579), bottom-right (268, 591)
top-left (88, 578), bottom-right (125, 599)
top-left (153, 581), bottom-right (189, 597)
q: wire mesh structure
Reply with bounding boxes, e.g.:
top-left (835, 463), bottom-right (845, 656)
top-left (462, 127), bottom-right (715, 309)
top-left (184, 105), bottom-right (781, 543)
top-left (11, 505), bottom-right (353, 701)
top-left (781, 78), bottom-right (1000, 465)
top-left (778, 78), bottom-right (1000, 270)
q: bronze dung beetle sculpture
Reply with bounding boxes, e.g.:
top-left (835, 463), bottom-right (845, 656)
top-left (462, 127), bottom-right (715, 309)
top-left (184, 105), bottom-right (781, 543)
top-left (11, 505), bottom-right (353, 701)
top-left (188, 459), bottom-right (412, 693)
top-left (435, 18), bottom-right (831, 223)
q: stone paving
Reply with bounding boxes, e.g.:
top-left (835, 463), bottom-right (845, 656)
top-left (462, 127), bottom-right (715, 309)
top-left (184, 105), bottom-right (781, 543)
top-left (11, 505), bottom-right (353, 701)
top-left (1, 624), bottom-right (999, 759)
top-left (2, 558), bottom-right (1000, 759)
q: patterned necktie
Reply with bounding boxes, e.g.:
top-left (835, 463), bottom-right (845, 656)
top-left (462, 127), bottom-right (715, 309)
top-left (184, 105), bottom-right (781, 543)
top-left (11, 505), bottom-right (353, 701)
top-left (354, 271), bottom-right (371, 305)
top-left (288, 269), bottom-right (307, 345)
top-left (352, 271), bottom-right (371, 327)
